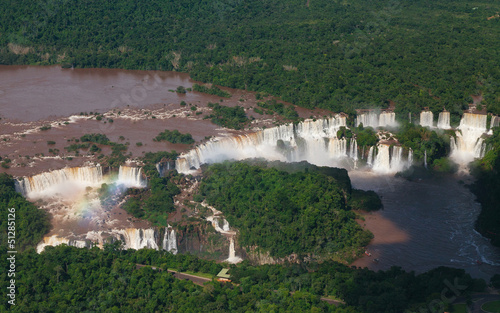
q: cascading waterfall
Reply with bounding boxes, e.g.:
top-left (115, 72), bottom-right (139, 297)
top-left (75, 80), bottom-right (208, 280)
top-left (367, 146), bottom-right (375, 166)
top-left (450, 113), bottom-right (488, 164)
top-left (356, 112), bottom-right (379, 128)
top-left (175, 117), bottom-right (413, 174)
top-left (36, 236), bottom-right (70, 253)
top-left (424, 150), bottom-right (428, 169)
top-left (222, 219), bottom-right (230, 232)
top-left (162, 226), bottom-right (178, 254)
top-left (437, 111), bottom-right (451, 129)
top-left (489, 116), bottom-right (500, 134)
top-left (379, 112), bottom-right (397, 128)
top-left (37, 228), bottom-right (163, 252)
top-left (176, 117), bottom-right (352, 172)
top-left (15, 165), bottom-right (104, 199)
top-left (420, 111), bottom-right (434, 128)
top-left (117, 166), bottom-right (147, 188)
top-left (356, 112), bottom-right (397, 128)
top-left (349, 138), bottom-right (358, 160)
top-left (372, 144), bottom-right (411, 173)
top-left (111, 228), bottom-right (158, 250)
top-left (226, 236), bottom-right (242, 264)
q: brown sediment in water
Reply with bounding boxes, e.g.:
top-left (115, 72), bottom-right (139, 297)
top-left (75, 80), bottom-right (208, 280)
top-left (0, 65), bottom-right (328, 177)
top-left (352, 211), bottom-right (409, 270)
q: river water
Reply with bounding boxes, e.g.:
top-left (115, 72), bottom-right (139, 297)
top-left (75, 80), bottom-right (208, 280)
top-left (350, 171), bottom-right (500, 280)
top-left (0, 65), bottom-right (211, 121)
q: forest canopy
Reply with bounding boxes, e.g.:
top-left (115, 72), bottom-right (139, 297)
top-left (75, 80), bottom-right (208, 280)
top-left (198, 161), bottom-right (377, 259)
top-left (0, 0), bottom-right (499, 121)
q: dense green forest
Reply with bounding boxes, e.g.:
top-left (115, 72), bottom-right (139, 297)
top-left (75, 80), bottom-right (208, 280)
top-left (0, 244), bottom-right (489, 312)
top-left (119, 152), bottom-right (181, 226)
top-left (198, 161), bottom-right (379, 259)
top-left (0, 174), bottom-right (50, 251)
top-left (153, 129), bottom-right (195, 144)
top-left (1, 0), bottom-right (499, 121)
top-left (205, 102), bottom-right (250, 130)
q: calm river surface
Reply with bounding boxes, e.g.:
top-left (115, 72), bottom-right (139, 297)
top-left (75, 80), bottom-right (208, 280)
top-left (350, 171), bottom-right (500, 280)
top-left (0, 65), bottom-right (210, 121)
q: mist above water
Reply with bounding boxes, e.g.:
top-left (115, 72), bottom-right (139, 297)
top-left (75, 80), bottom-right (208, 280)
top-left (176, 117), bottom-right (413, 174)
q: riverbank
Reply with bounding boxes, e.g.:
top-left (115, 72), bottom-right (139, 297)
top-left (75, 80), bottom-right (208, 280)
top-left (349, 171), bottom-right (500, 280)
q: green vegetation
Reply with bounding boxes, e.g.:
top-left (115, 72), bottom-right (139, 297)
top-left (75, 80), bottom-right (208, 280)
top-left (1, 158), bottom-right (11, 169)
top-left (256, 99), bottom-right (299, 121)
top-left (482, 301), bottom-right (500, 312)
top-left (176, 85), bottom-right (187, 94)
top-left (471, 127), bottom-right (500, 246)
top-left (206, 102), bottom-right (249, 130)
top-left (396, 123), bottom-right (450, 168)
top-left (64, 133), bottom-right (129, 167)
top-left (349, 190), bottom-right (382, 212)
top-left (198, 161), bottom-right (377, 259)
top-left (80, 133), bottom-right (110, 144)
top-left (0, 242), bottom-right (487, 313)
top-left (153, 129), bottom-right (195, 144)
top-left (451, 303), bottom-right (468, 313)
top-left (2, 1), bottom-right (499, 121)
top-left (230, 262), bottom-right (485, 313)
top-left (0, 173), bottom-right (50, 251)
top-left (193, 84), bottom-right (231, 98)
top-left (39, 125), bottom-right (51, 131)
top-left (123, 172), bottom-right (180, 226)
top-left (121, 152), bottom-right (181, 226)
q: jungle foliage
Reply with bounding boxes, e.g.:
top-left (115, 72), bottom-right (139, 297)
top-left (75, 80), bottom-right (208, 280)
top-left (1, 1), bottom-right (499, 121)
top-left (153, 129), bottom-right (195, 144)
top-left (198, 161), bottom-right (379, 259)
top-left (0, 244), bottom-right (486, 313)
top-left (0, 174), bottom-right (50, 251)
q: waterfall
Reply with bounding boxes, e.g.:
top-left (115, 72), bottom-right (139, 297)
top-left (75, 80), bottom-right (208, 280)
top-left (111, 228), bottom-right (158, 250)
top-left (36, 236), bottom-right (70, 253)
top-left (367, 146), bottom-right (374, 166)
top-left (117, 166), bottom-right (147, 188)
top-left (408, 148), bottom-right (413, 165)
top-left (379, 112), bottom-right (397, 128)
top-left (420, 111), bottom-right (434, 128)
top-left (176, 117), bottom-right (351, 173)
top-left (156, 161), bottom-right (175, 177)
top-left (356, 112), bottom-right (397, 129)
top-left (450, 113), bottom-right (488, 164)
top-left (424, 150), bottom-right (428, 169)
top-left (15, 165), bottom-right (104, 199)
top-left (226, 236), bottom-right (242, 264)
top-left (349, 138), bottom-right (358, 160)
top-left (372, 144), bottom-right (411, 173)
top-left (437, 111), bottom-right (451, 129)
top-left (222, 219), bottom-right (230, 232)
top-left (37, 228), bottom-right (162, 252)
top-left (162, 227), bottom-right (178, 254)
